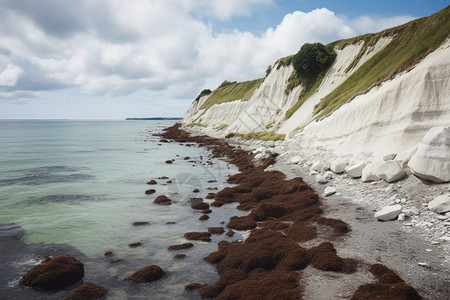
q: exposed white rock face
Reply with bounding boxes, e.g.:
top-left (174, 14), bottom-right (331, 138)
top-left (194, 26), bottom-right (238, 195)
top-left (409, 126), bottom-right (450, 183)
top-left (362, 163), bottom-right (381, 182)
top-left (374, 204), bottom-right (403, 221)
top-left (330, 159), bottom-right (347, 174)
top-left (293, 38), bottom-right (450, 163)
top-left (376, 160), bottom-right (406, 183)
top-left (428, 195), bottom-right (450, 213)
top-left (345, 162), bottom-right (366, 178)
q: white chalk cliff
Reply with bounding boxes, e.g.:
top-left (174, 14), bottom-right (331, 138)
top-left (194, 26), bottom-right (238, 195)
top-left (183, 8), bottom-right (450, 183)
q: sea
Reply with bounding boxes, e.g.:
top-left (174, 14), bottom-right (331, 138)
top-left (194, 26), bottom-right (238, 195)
top-left (0, 119), bottom-right (246, 299)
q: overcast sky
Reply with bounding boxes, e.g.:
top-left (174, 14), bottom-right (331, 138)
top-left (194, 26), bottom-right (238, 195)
top-left (0, 0), bottom-right (448, 119)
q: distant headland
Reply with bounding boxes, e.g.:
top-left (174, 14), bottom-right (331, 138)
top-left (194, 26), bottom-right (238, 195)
top-left (125, 117), bottom-right (182, 120)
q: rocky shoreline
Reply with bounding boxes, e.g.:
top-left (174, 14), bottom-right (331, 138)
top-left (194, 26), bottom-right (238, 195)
top-left (161, 124), bottom-right (431, 299)
top-left (12, 123), bottom-right (449, 299)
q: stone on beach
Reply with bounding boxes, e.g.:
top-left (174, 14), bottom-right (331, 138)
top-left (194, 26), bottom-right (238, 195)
top-left (376, 160), bottom-right (406, 183)
top-left (19, 256), bottom-right (84, 290)
top-left (330, 159), bottom-right (347, 174)
top-left (409, 126), bottom-right (450, 183)
top-left (315, 174), bottom-right (328, 184)
top-left (361, 163), bottom-right (381, 182)
top-left (310, 160), bottom-right (328, 173)
top-left (428, 195), bottom-right (450, 214)
top-left (374, 204), bottom-right (403, 221)
top-left (323, 186), bottom-right (337, 197)
top-left (345, 162), bottom-right (366, 178)
top-left (289, 155), bottom-right (302, 164)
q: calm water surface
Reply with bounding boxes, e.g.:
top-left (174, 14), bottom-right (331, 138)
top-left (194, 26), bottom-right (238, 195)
top-left (0, 120), bottom-right (245, 299)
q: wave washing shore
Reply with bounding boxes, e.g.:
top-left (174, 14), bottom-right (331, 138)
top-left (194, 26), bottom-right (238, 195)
top-left (5, 122), bottom-right (449, 299)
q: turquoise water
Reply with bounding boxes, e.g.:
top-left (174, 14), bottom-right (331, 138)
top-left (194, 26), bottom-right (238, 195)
top-left (0, 120), bottom-right (245, 299)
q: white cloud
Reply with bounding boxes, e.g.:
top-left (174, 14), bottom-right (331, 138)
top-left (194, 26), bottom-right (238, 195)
top-left (0, 64), bottom-right (24, 86)
top-left (0, 1), bottom-right (415, 104)
top-left (350, 15), bottom-right (414, 34)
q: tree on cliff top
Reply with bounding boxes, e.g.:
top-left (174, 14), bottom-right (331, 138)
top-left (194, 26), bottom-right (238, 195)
top-left (292, 43), bottom-right (336, 81)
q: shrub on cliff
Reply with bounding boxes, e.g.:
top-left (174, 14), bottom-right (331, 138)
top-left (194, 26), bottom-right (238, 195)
top-left (292, 43), bottom-right (336, 81)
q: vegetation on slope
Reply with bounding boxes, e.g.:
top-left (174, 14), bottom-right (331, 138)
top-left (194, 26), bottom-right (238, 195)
top-left (199, 78), bottom-right (264, 110)
top-left (233, 131), bottom-right (286, 141)
top-left (314, 5), bottom-right (450, 118)
top-left (194, 89), bottom-right (212, 102)
top-left (284, 43), bottom-right (337, 119)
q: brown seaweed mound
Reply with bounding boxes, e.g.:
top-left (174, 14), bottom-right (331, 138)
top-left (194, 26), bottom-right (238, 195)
top-left (208, 227), bottom-right (225, 234)
top-left (185, 283), bottom-right (207, 291)
top-left (168, 242), bottom-right (194, 251)
top-left (184, 232), bottom-right (211, 242)
top-left (216, 271), bottom-right (300, 300)
top-left (124, 265), bottom-right (166, 283)
top-left (62, 282), bottom-right (107, 300)
top-left (307, 242), bottom-right (357, 273)
top-left (351, 264), bottom-right (422, 300)
top-left (19, 256), bottom-right (84, 290)
top-left (190, 198), bottom-right (210, 210)
top-left (154, 195), bottom-right (172, 205)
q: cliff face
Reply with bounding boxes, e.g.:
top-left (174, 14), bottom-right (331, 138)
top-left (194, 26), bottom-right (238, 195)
top-left (182, 7), bottom-right (450, 182)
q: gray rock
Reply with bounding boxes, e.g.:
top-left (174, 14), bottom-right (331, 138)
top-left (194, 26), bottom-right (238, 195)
top-left (374, 204), bottom-right (403, 221)
top-left (428, 195), bottom-right (450, 214)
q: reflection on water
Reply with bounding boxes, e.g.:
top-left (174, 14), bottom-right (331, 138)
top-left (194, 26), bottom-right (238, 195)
top-left (0, 165), bottom-right (95, 186)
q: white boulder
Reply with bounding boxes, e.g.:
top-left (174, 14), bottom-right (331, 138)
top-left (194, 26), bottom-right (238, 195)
top-left (311, 160), bottom-right (328, 173)
top-left (330, 159), bottom-right (347, 174)
top-left (316, 174), bottom-right (328, 184)
top-left (374, 204), bottom-right (403, 221)
top-left (362, 163), bottom-right (381, 182)
top-left (376, 160), bottom-right (406, 183)
top-left (428, 195), bottom-right (450, 214)
top-left (345, 162), bottom-right (366, 178)
top-left (254, 153), bottom-right (269, 160)
top-left (252, 147), bottom-right (264, 154)
top-left (323, 186), bottom-right (337, 196)
top-left (324, 171), bottom-right (334, 180)
top-left (409, 126), bottom-right (450, 183)
top-left (289, 155), bottom-right (302, 164)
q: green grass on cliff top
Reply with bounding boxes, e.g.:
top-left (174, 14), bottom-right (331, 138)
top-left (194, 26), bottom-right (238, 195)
top-left (200, 78), bottom-right (264, 110)
top-left (313, 5), bottom-right (450, 119)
